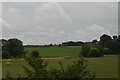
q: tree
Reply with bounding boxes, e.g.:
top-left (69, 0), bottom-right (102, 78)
top-left (113, 35), bottom-right (117, 40)
top-left (2, 51), bottom-right (10, 59)
top-left (5, 38), bottom-right (24, 58)
top-left (117, 35), bottom-right (120, 42)
top-left (105, 39), bottom-right (120, 54)
top-left (100, 34), bottom-right (112, 47)
top-left (92, 39), bottom-right (98, 44)
top-left (88, 48), bottom-right (103, 57)
top-left (103, 48), bottom-right (112, 55)
top-left (1, 39), bottom-right (7, 51)
top-left (81, 44), bottom-right (90, 57)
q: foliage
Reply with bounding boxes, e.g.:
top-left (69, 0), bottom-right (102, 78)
top-left (60, 58), bottom-right (95, 79)
top-left (100, 34), bottom-right (112, 47)
top-left (99, 34), bottom-right (120, 55)
top-left (2, 51), bottom-right (10, 59)
top-left (2, 38), bottom-right (24, 58)
top-left (113, 36), bottom-right (117, 40)
top-left (88, 48), bottom-right (103, 57)
top-left (22, 51), bottom-right (95, 79)
top-left (30, 50), bottom-right (39, 58)
top-left (81, 44), bottom-right (90, 57)
top-left (92, 39), bottom-right (98, 44)
top-left (23, 51), bottom-right (48, 79)
top-left (103, 48), bottom-right (112, 55)
top-left (48, 58), bottom-right (95, 79)
top-left (105, 40), bottom-right (120, 54)
top-left (81, 44), bottom-right (104, 57)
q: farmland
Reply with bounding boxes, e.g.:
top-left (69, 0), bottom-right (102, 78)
top-left (2, 47), bottom-right (118, 78)
top-left (24, 47), bottom-right (81, 57)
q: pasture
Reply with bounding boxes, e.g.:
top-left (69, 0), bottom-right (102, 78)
top-left (24, 47), bottom-right (81, 57)
top-left (2, 47), bottom-right (118, 78)
top-left (2, 55), bottom-right (118, 78)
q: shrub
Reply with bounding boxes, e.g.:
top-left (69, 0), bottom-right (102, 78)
top-left (2, 51), bottom-right (10, 59)
top-left (103, 48), bottom-right (112, 55)
top-left (81, 44), bottom-right (104, 57)
top-left (31, 50), bottom-right (39, 58)
top-left (88, 47), bottom-right (104, 57)
top-left (48, 57), bottom-right (95, 79)
top-left (96, 45), bottom-right (104, 55)
top-left (81, 44), bottom-right (90, 57)
top-left (62, 58), bottom-right (95, 79)
top-left (23, 51), bottom-right (48, 78)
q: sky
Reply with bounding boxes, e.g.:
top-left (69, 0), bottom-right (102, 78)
top-left (1, 2), bottom-right (118, 45)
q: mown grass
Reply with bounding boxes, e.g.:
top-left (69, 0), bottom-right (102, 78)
top-left (25, 47), bottom-right (81, 57)
top-left (2, 55), bottom-right (118, 78)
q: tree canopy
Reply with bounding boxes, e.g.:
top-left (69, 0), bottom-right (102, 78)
top-left (2, 38), bottom-right (24, 58)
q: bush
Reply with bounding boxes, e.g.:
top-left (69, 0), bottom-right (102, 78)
top-left (2, 51), bottom-right (10, 59)
top-left (88, 48), bottom-right (103, 57)
top-left (81, 44), bottom-right (104, 57)
top-left (103, 48), bottom-right (112, 55)
top-left (96, 45), bottom-right (104, 55)
top-left (88, 48), bottom-right (97, 57)
top-left (31, 50), bottom-right (39, 58)
top-left (48, 57), bottom-right (95, 79)
top-left (81, 44), bottom-right (90, 57)
top-left (23, 51), bottom-right (48, 78)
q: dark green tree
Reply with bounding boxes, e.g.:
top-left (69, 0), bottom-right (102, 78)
top-left (88, 48), bottom-right (103, 57)
top-left (117, 35), bottom-right (120, 42)
top-left (2, 51), bottom-right (10, 59)
top-left (2, 39), bottom-right (7, 51)
top-left (5, 38), bottom-right (24, 58)
top-left (103, 48), bottom-right (112, 55)
top-left (105, 39), bottom-right (120, 54)
top-left (113, 35), bottom-right (117, 40)
top-left (81, 44), bottom-right (90, 57)
top-left (92, 39), bottom-right (98, 44)
top-left (100, 34), bottom-right (112, 47)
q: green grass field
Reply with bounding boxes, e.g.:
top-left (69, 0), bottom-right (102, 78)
top-left (2, 55), bottom-right (118, 78)
top-left (2, 47), bottom-right (119, 78)
top-left (25, 47), bottom-right (81, 57)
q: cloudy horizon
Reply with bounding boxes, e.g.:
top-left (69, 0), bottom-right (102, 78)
top-left (2, 2), bottom-right (118, 45)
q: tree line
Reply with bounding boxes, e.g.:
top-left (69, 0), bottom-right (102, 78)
top-left (81, 34), bottom-right (120, 57)
top-left (1, 34), bottom-right (120, 59)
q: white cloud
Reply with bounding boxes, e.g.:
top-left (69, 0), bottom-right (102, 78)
top-left (34, 2), bottom-right (72, 28)
top-left (71, 24), bottom-right (111, 41)
top-left (86, 24), bottom-right (111, 36)
top-left (2, 2), bottom-right (118, 44)
top-left (1, 18), bottom-right (11, 28)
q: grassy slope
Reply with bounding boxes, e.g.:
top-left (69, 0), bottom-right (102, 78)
top-left (2, 55), bottom-right (118, 78)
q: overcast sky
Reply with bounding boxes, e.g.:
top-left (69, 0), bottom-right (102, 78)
top-left (1, 2), bottom-right (118, 45)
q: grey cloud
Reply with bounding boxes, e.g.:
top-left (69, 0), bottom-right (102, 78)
top-left (2, 2), bottom-right (118, 44)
